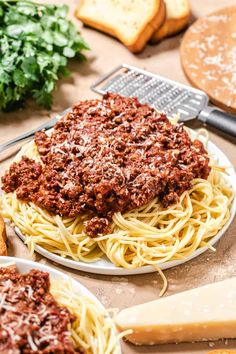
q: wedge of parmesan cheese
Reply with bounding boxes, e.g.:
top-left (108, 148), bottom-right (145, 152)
top-left (116, 278), bottom-right (236, 345)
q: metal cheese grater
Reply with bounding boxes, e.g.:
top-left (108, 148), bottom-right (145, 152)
top-left (1, 65), bottom-right (236, 158)
top-left (91, 64), bottom-right (236, 139)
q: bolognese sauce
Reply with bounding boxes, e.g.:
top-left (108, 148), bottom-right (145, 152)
top-left (1, 93), bottom-right (210, 236)
top-left (0, 265), bottom-right (81, 353)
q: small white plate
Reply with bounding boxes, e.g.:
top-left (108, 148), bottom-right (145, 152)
top-left (14, 133), bottom-right (236, 275)
top-left (0, 256), bottom-right (121, 354)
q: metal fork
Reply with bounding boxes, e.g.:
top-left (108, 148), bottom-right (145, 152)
top-left (0, 108), bottom-right (70, 154)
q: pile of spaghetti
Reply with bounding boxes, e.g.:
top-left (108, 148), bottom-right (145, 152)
top-left (0, 94), bottom-right (234, 279)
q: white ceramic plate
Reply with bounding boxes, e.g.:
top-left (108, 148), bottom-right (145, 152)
top-left (0, 256), bottom-right (121, 354)
top-left (13, 132), bottom-right (236, 275)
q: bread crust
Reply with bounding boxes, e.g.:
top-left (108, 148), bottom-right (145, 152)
top-left (151, 14), bottom-right (189, 42)
top-left (0, 215), bottom-right (7, 256)
top-left (127, 0), bottom-right (166, 52)
top-left (75, 0), bottom-right (166, 53)
top-left (150, 0), bottom-right (190, 43)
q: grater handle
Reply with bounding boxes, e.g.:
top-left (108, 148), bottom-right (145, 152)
top-left (198, 107), bottom-right (236, 139)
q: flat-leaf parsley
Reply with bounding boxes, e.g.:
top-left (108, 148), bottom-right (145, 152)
top-left (0, 0), bottom-right (89, 110)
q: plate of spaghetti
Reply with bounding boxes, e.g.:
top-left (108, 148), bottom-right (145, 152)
top-left (0, 256), bottom-right (123, 353)
top-left (0, 94), bottom-right (235, 279)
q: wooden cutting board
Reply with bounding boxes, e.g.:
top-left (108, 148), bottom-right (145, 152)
top-left (180, 7), bottom-right (236, 114)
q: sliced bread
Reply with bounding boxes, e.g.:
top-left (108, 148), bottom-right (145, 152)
top-left (76, 0), bottom-right (166, 53)
top-left (151, 0), bottom-right (190, 43)
top-left (0, 215), bottom-right (7, 256)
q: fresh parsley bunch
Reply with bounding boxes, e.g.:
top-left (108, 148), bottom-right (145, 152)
top-left (0, 1), bottom-right (89, 110)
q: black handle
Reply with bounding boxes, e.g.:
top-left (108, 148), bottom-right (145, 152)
top-left (198, 107), bottom-right (236, 138)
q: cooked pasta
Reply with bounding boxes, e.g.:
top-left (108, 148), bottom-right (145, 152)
top-left (51, 278), bottom-right (125, 354)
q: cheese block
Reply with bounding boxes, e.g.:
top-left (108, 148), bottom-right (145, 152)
top-left (116, 277), bottom-right (236, 345)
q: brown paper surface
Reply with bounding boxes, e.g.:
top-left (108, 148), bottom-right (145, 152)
top-left (1, 0), bottom-right (236, 352)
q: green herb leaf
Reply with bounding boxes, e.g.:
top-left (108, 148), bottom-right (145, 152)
top-left (13, 69), bottom-right (27, 87)
top-left (0, 0), bottom-right (89, 111)
top-left (41, 30), bottom-right (54, 44)
top-left (33, 87), bottom-right (53, 110)
top-left (53, 32), bottom-right (68, 47)
top-left (21, 57), bottom-right (38, 81)
top-left (63, 47), bottom-right (75, 58)
top-left (0, 66), bottom-right (11, 84)
top-left (17, 2), bottom-right (36, 16)
top-left (55, 4), bottom-right (68, 18)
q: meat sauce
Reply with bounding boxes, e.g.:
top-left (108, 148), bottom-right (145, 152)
top-left (2, 93), bottom-right (210, 236)
top-left (0, 265), bottom-right (81, 354)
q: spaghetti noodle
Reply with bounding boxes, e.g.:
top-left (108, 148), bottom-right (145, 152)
top-left (51, 278), bottom-right (124, 354)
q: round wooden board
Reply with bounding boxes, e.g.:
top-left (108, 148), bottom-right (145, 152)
top-left (180, 6), bottom-right (236, 114)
